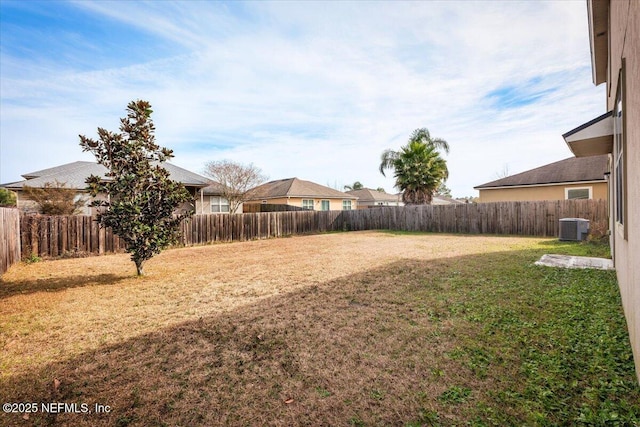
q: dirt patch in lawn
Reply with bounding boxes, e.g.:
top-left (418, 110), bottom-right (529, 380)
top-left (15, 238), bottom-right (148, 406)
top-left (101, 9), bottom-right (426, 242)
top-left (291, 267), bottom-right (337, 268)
top-left (2, 231), bottom-right (635, 425)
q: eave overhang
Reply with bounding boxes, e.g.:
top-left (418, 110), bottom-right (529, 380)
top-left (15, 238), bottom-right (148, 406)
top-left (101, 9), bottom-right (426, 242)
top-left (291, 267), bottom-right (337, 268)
top-left (563, 111), bottom-right (613, 157)
top-left (587, 0), bottom-right (609, 86)
top-left (475, 180), bottom-right (606, 191)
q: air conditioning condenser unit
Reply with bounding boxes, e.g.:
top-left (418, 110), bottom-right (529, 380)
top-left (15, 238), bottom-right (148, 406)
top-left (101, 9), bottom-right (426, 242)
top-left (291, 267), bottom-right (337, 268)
top-left (559, 218), bottom-right (589, 241)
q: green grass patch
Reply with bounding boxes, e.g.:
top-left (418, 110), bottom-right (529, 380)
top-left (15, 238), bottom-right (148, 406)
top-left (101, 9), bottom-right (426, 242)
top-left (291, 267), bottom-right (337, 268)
top-left (438, 386), bottom-right (472, 404)
top-left (537, 239), bottom-right (612, 258)
top-left (421, 239), bottom-right (637, 424)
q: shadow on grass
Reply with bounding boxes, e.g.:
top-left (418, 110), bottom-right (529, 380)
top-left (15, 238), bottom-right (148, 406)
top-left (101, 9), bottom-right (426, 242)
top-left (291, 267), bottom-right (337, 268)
top-left (0, 273), bottom-right (129, 300)
top-left (0, 248), bottom-right (636, 426)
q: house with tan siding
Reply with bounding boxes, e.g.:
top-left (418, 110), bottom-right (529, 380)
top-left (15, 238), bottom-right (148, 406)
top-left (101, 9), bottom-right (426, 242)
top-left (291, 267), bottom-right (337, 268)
top-left (245, 177), bottom-right (358, 211)
top-left (563, 0), bottom-right (639, 381)
top-left (474, 156), bottom-right (608, 203)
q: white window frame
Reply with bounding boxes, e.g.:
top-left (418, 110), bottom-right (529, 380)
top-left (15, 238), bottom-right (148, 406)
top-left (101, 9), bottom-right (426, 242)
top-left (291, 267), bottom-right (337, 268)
top-left (320, 200), bottom-right (330, 211)
top-left (613, 58), bottom-right (626, 240)
top-left (210, 196), bottom-right (230, 213)
top-left (614, 97), bottom-right (624, 224)
top-left (302, 199), bottom-right (314, 210)
top-left (342, 200), bottom-right (352, 210)
top-left (564, 187), bottom-right (592, 200)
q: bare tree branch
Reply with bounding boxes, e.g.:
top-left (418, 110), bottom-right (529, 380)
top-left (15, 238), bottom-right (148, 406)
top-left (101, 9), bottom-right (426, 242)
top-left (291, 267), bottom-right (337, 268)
top-left (203, 160), bottom-right (267, 214)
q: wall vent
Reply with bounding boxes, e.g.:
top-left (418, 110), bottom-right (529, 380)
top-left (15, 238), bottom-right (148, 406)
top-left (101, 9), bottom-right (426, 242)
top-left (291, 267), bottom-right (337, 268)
top-left (559, 218), bottom-right (590, 241)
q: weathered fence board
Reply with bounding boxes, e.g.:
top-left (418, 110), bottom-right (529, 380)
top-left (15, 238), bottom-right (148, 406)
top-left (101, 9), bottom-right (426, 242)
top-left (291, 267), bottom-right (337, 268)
top-left (10, 199), bottom-right (607, 260)
top-left (0, 207), bottom-right (21, 274)
top-left (19, 214), bottom-right (127, 259)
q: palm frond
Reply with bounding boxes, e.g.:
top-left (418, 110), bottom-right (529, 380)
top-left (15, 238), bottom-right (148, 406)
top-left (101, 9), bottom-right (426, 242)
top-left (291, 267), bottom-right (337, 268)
top-left (408, 127), bottom-right (450, 154)
top-left (379, 149), bottom-right (399, 176)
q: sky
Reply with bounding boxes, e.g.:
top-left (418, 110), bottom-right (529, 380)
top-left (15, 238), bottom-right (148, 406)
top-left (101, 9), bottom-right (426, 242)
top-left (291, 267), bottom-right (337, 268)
top-left (0, 0), bottom-right (606, 198)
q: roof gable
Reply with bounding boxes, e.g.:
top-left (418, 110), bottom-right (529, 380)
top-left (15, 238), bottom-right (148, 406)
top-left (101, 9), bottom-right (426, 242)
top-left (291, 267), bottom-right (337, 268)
top-left (249, 178), bottom-right (357, 200)
top-left (474, 155), bottom-right (608, 189)
top-left (2, 161), bottom-right (211, 190)
top-left (22, 161), bottom-right (97, 179)
top-left (432, 196), bottom-right (464, 205)
top-left (346, 188), bottom-right (399, 203)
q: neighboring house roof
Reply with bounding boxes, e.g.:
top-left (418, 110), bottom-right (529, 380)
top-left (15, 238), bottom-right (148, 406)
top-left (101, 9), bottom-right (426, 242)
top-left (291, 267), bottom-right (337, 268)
top-left (432, 195), bottom-right (464, 205)
top-left (1, 161), bottom-right (212, 190)
top-left (201, 182), bottom-right (226, 196)
top-left (248, 178), bottom-right (358, 200)
top-left (474, 155), bottom-right (608, 189)
top-left (346, 188), bottom-right (400, 203)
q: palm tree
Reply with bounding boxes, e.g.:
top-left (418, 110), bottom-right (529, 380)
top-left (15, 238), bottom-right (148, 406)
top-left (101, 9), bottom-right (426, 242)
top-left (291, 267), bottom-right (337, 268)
top-left (379, 128), bottom-right (449, 205)
top-left (344, 181), bottom-right (364, 191)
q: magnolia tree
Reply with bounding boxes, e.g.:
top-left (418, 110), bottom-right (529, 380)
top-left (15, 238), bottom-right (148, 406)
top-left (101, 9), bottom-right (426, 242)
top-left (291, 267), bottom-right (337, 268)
top-left (203, 160), bottom-right (267, 214)
top-left (79, 100), bottom-right (193, 275)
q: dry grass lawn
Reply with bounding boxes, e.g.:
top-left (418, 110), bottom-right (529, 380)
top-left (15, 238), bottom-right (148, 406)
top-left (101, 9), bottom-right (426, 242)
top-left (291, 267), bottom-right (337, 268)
top-left (1, 231), bottom-right (636, 426)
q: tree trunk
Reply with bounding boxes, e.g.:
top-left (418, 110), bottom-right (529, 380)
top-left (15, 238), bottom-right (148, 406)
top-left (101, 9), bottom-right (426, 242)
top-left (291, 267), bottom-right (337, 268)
top-left (135, 260), bottom-right (144, 276)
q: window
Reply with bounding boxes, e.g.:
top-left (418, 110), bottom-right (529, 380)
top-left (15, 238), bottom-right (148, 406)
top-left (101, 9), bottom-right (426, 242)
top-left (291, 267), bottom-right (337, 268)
top-left (613, 59), bottom-right (626, 239)
top-left (302, 199), bottom-right (314, 210)
top-left (210, 196), bottom-right (230, 213)
top-left (342, 200), bottom-right (352, 210)
top-left (320, 200), bottom-right (330, 211)
top-left (565, 187), bottom-right (591, 200)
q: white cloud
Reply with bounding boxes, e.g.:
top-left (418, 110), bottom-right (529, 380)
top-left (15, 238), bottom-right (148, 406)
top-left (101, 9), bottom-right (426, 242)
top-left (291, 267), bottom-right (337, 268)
top-left (1, 1), bottom-right (606, 197)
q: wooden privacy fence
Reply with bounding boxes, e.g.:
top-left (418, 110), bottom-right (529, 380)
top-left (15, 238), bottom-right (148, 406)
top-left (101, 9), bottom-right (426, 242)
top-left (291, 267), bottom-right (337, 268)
top-left (0, 208), bottom-right (21, 274)
top-left (13, 199), bottom-right (607, 259)
top-left (18, 210), bottom-right (347, 258)
top-left (20, 214), bottom-right (127, 258)
top-left (179, 210), bottom-right (343, 246)
top-left (341, 199), bottom-right (608, 236)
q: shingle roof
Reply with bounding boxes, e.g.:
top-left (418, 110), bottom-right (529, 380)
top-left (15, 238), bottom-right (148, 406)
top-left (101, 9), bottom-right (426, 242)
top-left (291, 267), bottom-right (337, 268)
top-left (474, 155), bottom-right (608, 189)
top-left (346, 188), bottom-right (400, 203)
top-left (432, 195), bottom-right (464, 205)
top-left (161, 163), bottom-right (211, 187)
top-left (201, 182), bottom-right (225, 196)
top-left (1, 161), bottom-right (212, 190)
top-left (22, 161), bottom-right (99, 180)
top-left (248, 178), bottom-right (358, 200)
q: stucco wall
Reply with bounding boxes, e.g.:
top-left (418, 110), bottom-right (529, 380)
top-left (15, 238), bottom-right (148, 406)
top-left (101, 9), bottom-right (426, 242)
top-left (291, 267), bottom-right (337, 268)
top-left (478, 182), bottom-right (608, 202)
top-left (249, 197), bottom-right (356, 211)
top-left (608, 0), bottom-right (640, 381)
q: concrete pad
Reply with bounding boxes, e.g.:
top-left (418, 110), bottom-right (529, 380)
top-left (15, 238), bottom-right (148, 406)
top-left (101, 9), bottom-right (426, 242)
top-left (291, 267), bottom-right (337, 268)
top-left (535, 254), bottom-right (614, 270)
